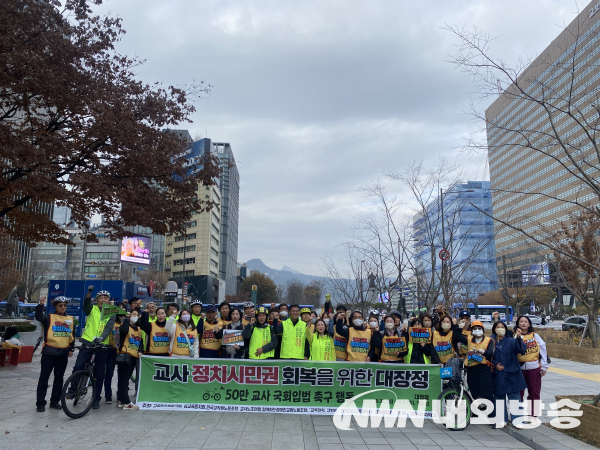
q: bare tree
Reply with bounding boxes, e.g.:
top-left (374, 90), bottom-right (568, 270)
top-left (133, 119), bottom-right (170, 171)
top-left (285, 279), bottom-right (306, 305)
top-left (23, 250), bottom-right (52, 301)
top-left (303, 280), bottom-right (326, 308)
top-left (275, 284), bottom-right (286, 304)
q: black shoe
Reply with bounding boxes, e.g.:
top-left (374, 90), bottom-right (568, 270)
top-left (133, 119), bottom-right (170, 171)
top-left (49, 403), bottom-right (62, 410)
top-left (92, 400), bottom-right (100, 410)
top-left (105, 397), bottom-right (112, 404)
top-left (36, 406), bottom-right (45, 412)
top-left (65, 391), bottom-right (74, 400)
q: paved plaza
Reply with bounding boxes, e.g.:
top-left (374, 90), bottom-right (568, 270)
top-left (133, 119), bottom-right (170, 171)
top-left (0, 354), bottom-right (598, 450)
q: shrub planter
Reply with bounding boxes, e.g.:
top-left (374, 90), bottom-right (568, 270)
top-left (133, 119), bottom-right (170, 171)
top-left (555, 395), bottom-right (600, 442)
top-left (546, 344), bottom-right (600, 364)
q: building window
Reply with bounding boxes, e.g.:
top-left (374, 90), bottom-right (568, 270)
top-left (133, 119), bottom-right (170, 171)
top-left (210, 260), bottom-right (218, 268)
top-left (174, 245), bottom-right (196, 254)
top-left (86, 252), bottom-right (113, 259)
top-left (211, 248), bottom-right (218, 257)
top-left (174, 233), bottom-right (196, 242)
top-left (186, 220), bottom-right (197, 228)
top-left (211, 224), bottom-right (219, 235)
top-left (210, 271), bottom-right (218, 278)
top-left (211, 236), bottom-right (219, 246)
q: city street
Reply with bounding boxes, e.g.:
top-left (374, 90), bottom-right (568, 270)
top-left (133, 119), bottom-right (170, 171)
top-left (0, 353), bottom-right (597, 450)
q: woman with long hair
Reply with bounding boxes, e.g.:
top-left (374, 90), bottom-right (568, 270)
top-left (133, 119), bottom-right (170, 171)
top-left (139, 307), bottom-right (172, 356)
top-left (215, 307), bottom-right (246, 359)
top-left (401, 317), bottom-right (441, 365)
top-left (166, 308), bottom-right (199, 358)
top-left (117, 310), bottom-right (142, 410)
top-left (369, 315), bottom-right (407, 363)
top-left (306, 318), bottom-right (335, 361)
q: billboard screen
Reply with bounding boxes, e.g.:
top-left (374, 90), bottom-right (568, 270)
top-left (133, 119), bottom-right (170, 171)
top-left (121, 236), bottom-right (151, 265)
top-left (522, 262), bottom-right (551, 286)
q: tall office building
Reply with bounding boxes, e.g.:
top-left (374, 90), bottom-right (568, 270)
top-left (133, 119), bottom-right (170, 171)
top-left (486, 3), bottom-right (600, 281)
top-left (214, 142), bottom-right (240, 296)
top-left (413, 181), bottom-right (498, 301)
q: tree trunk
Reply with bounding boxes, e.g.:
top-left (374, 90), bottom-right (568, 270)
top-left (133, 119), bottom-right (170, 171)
top-left (585, 304), bottom-right (599, 349)
top-left (593, 393), bottom-right (600, 408)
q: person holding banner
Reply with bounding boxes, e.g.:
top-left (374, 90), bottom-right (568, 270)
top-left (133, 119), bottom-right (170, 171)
top-left (402, 317), bottom-right (441, 365)
top-left (139, 307), bottom-right (172, 356)
top-left (242, 306), bottom-right (278, 359)
top-left (166, 308), bottom-right (199, 358)
top-left (216, 307), bottom-right (246, 359)
top-left (369, 315), bottom-right (407, 363)
top-left (276, 304), bottom-right (307, 360)
top-left (218, 302), bottom-right (231, 327)
top-left (35, 296), bottom-right (75, 412)
top-left (117, 309), bottom-right (142, 410)
top-left (66, 288), bottom-right (117, 409)
top-left (305, 318), bottom-right (335, 361)
top-left (190, 299), bottom-right (203, 327)
top-left (198, 304), bottom-right (222, 358)
top-left (462, 320), bottom-right (495, 405)
top-left (335, 310), bottom-right (372, 362)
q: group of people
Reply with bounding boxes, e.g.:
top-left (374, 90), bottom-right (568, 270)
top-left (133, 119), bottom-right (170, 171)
top-left (34, 293), bottom-right (548, 428)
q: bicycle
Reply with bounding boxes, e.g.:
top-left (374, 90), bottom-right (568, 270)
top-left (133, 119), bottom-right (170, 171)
top-left (203, 387), bottom-right (223, 401)
top-left (437, 359), bottom-right (474, 430)
top-left (61, 341), bottom-right (106, 419)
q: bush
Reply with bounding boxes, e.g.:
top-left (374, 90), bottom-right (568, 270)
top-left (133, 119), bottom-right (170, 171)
top-left (535, 329), bottom-right (593, 348)
top-left (0, 322), bottom-right (37, 332)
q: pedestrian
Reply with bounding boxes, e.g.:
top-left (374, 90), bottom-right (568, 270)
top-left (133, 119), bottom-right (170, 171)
top-left (216, 307), bottom-right (246, 359)
top-left (514, 315), bottom-right (548, 419)
top-left (243, 306), bottom-right (278, 359)
top-left (490, 321), bottom-right (526, 428)
top-left (332, 304), bottom-right (349, 361)
top-left (335, 310), bottom-right (372, 362)
top-left (218, 302), bottom-right (231, 327)
top-left (275, 304), bottom-right (307, 360)
top-left (65, 287), bottom-right (116, 410)
top-left (139, 307), bottom-right (171, 356)
top-left (103, 315), bottom-right (122, 404)
top-left (461, 320), bottom-right (495, 404)
top-left (305, 318), bottom-right (335, 361)
top-left (35, 296), bottom-right (75, 412)
top-left (198, 304), bottom-right (222, 357)
top-left (401, 318), bottom-right (441, 365)
top-left (166, 308), bottom-right (198, 358)
top-left (369, 315), bottom-right (407, 363)
top-left (117, 310), bottom-right (142, 410)
top-left (432, 315), bottom-right (458, 364)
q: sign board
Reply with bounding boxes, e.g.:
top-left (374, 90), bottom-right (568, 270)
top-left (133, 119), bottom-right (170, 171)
top-left (251, 285), bottom-right (257, 305)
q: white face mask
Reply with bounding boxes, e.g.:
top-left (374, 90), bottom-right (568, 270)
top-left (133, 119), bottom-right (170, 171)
top-left (311, 318), bottom-right (317, 324)
top-left (441, 323), bottom-right (451, 331)
top-left (181, 314), bottom-right (191, 322)
top-left (279, 311), bottom-right (288, 318)
top-left (130, 316), bottom-right (139, 324)
top-left (472, 329), bottom-right (483, 337)
top-left (353, 319), bottom-right (364, 327)
top-left (496, 328), bottom-right (506, 337)
top-left (422, 320), bottom-right (432, 328)
top-left (369, 321), bottom-right (379, 328)
top-left (323, 319), bottom-right (330, 325)
top-left (385, 322), bottom-right (395, 330)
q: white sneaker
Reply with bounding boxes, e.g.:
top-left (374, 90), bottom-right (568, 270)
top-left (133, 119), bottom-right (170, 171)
top-left (117, 401), bottom-right (123, 408)
top-left (123, 403), bottom-right (139, 410)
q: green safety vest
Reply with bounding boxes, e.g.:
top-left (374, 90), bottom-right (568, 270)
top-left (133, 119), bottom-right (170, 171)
top-left (81, 305), bottom-right (110, 344)
top-left (249, 325), bottom-right (274, 360)
top-left (280, 319), bottom-right (306, 359)
top-left (309, 334), bottom-right (336, 361)
top-left (405, 342), bottom-right (431, 365)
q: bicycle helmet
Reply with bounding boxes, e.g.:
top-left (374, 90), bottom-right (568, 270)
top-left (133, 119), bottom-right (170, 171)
top-left (95, 290), bottom-right (110, 299)
top-left (255, 306), bottom-right (269, 316)
top-left (243, 301), bottom-right (254, 309)
top-left (52, 296), bottom-right (68, 306)
top-left (190, 299), bottom-right (202, 307)
top-left (300, 307), bottom-right (311, 315)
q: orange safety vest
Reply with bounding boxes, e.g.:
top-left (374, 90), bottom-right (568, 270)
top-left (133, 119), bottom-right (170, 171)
top-left (346, 328), bottom-right (371, 362)
top-left (380, 333), bottom-right (406, 361)
top-left (466, 336), bottom-right (492, 367)
top-left (121, 326), bottom-right (142, 358)
top-left (201, 321), bottom-right (221, 351)
top-left (147, 321), bottom-right (170, 354)
top-left (45, 314), bottom-right (74, 349)
top-left (432, 330), bottom-right (454, 364)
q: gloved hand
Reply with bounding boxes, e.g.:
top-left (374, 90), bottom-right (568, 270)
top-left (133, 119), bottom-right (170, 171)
top-left (92, 337), bottom-right (103, 344)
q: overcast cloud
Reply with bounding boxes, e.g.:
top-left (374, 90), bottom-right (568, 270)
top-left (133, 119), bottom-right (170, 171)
top-left (95, 0), bottom-right (579, 276)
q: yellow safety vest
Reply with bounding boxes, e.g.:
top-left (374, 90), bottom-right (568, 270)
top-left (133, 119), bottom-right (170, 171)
top-left (200, 321), bottom-right (221, 351)
top-left (309, 334), bottom-right (336, 361)
top-left (45, 314), bottom-right (74, 349)
top-left (432, 330), bottom-right (454, 364)
top-left (333, 330), bottom-right (348, 360)
top-left (218, 318), bottom-right (231, 328)
top-left (147, 321), bottom-right (170, 354)
top-left (346, 328), bottom-right (371, 362)
top-left (405, 341), bottom-right (432, 364)
top-left (517, 333), bottom-right (540, 363)
top-left (380, 334), bottom-right (406, 361)
top-left (466, 336), bottom-right (492, 367)
top-left (121, 326), bottom-right (142, 358)
top-left (249, 325), bottom-right (274, 360)
top-left (280, 319), bottom-right (307, 359)
top-left (192, 315), bottom-right (202, 328)
top-left (82, 305), bottom-right (111, 344)
top-left (171, 325), bottom-right (198, 356)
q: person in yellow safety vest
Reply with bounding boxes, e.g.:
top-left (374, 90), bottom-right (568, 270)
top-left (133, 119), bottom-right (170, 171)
top-left (400, 317), bottom-right (442, 365)
top-left (300, 307), bottom-right (313, 359)
top-left (166, 308), bottom-right (199, 358)
top-left (369, 315), bottom-right (407, 363)
top-left (305, 318), bottom-right (335, 361)
top-left (65, 287), bottom-right (116, 410)
top-left (35, 296), bottom-right (75, 412)
top-left (457, 320), bottom-right (496, 405)
top-left (218, 301), bottom-right (231, 328)
top-left (278, 303), bottom-right (289, 321)
top-left (190, 299), bottom-right (204, 328)
top-left (274, 304), bottom-right (307, 360)
top-left (167, 302), bottom-right (180, 321)
top-left (331, 304), bottom-right (349, 361)
top-left (334, 310), bottom-right (372, 362)
top-left (117, 309), bottom-right (142, 410)
top-left (242, 306), bottom-right (278, 359)
top-left (242, 302), bottom-right (255, 326)
top-left (139, 307), bottom-right (171, 356)
top-left (432, 315), bottom-right (461, 365)
top-left (198, 304), bottom-right (222, 358)
top-left (456, 310), bottom-right (472, 358)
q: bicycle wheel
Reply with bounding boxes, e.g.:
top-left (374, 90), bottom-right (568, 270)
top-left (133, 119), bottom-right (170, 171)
top-left (203, 393), bottom-right (210, 401)
top-left (61, 370), bottom-right (97, 419)
top-left (438, 387), bottom-right (472, 430)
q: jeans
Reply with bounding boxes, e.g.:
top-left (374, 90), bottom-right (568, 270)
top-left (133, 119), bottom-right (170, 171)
top-left (69, 345), bottom-right (109, 402)
top-left (36, 353), bottom-right (69, 407)
top-left (494, 391), bottom-right (521, 424)
top-left (104, 348), bottom-right (117, 399)
top-left (117, 357), bottom-right (138, 405)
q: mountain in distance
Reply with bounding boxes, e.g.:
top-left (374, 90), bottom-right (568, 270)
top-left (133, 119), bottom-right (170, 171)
top-left (245, 258), bottom-right (328, 287)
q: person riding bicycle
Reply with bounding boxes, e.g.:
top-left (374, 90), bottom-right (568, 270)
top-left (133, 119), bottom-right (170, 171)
top-left (35, 296), bottom-right (75, 412)
top-left (66, 287), bottom-right (116, 410)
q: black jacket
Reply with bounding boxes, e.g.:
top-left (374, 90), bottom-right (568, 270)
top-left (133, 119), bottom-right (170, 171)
top-left (215, 322), bottom-right (247, 359)
top-left (35, 304), bottom-right (75, 357)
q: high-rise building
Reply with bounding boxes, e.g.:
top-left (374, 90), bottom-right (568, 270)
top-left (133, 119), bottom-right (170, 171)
top-left (413, 181), bottom-right (498, 301)
top-left (214, 142), bottom-right (239, 296)
top-left (486, 4), bottom-right (600, 281)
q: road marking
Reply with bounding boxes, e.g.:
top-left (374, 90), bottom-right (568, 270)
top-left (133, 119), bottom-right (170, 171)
top-left (548, 367), bottom-right (600, 383)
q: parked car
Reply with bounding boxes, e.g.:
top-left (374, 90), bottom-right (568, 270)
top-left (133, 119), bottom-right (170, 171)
top-left (524, 314), bottom-right (542, 325)
top-left (561, 316), bottom-right (597, 332)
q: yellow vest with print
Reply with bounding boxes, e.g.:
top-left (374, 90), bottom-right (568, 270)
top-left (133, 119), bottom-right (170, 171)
top-left (218, 318), bottom-right (231, 328)
top-left (147, 321), bottom-right (170, 354)
top-left (121, 326), bottom-right (142, 358)
top-left (333, 330), bottom-right (348, 360)
top-left (81, 305), bottom-right (110, 344)
top-left (249, 325), bottom-right (274, 360)
top-left (280, 319), bottom-right (307, 359)
top-left (466, 336), bottom-right (492, 367)
top-left (346, 328), bottom-right (371, 362)
top-left (517, 333), bottom-right (540, 363)
top-left (381, 334), bottom-right (406, 361)
top-left (45, 314), bottom-right (75, 349)
top-left (309, 334), bottom-right (336, 362)
top-left (433, 330), bottom-right (454, 364)
top-left (201, 321), bottom-right (221, 351)
top-left (171, 325), bottom-right (198, 356)
top-left (459, 328), bottom-right (471, 356)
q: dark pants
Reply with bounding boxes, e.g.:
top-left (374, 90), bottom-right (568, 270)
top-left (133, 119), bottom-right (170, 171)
top-left (117, 357), bottom-right (139, 405)
top-left (520, 367), bottom-right (542, 416)
top-left (104, 348), bottom-right (117, 399)
top-left (36, 353), bottom-right (69, 407)
top-left (467, 364), bottom-right (494, 403)
top-left (69, 346), bottom-right (109, 402)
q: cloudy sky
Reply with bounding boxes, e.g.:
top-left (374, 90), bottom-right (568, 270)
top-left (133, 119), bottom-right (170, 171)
top-left (95, 0), bottom-right (579, 276)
